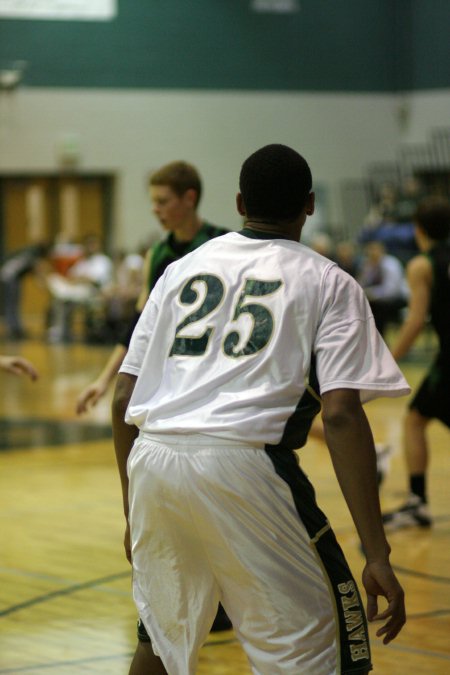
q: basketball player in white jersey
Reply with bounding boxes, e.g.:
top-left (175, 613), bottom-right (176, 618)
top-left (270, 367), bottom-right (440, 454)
top-left (112, 144), bottom-right (408, 675)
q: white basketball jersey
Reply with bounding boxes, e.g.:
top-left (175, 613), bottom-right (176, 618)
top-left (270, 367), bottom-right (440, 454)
top-left (121, 230), bottom-right (409, 444)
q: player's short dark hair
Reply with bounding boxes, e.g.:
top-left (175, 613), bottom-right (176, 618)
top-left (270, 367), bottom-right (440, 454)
top-left (150, 161), bottom-right (202, 206)
top-left (239, 144), bottom-right (312, 223)
top-left (415, 196), bottom-right (450, 241)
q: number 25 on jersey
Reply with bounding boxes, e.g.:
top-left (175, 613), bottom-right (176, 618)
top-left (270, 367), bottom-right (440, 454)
top-left (169, 274), bottom-right (283, 358)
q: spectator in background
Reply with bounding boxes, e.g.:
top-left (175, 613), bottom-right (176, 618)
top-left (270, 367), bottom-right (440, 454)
top-left (394, 176), bottom-right (425, 224)
top-left (364, 183), bottom-right (399, 229)
top-left (101, 248), bottom-right (145, 343)
top-left (334, 240), bottom-right (362, 278)
top-left (46, 234), bottom-right (113, 343)
top-left (309, 232), bottom-right (334, 260)
top-left (357, 241), bottom-right (408, 337)
top-left (360, 179), bottom-right (426, 266)
top-left (0, 241), bottom-right (51, 340)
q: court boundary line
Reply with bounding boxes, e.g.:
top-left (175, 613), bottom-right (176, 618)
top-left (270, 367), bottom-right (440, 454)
top-left (0, 571), bottom-right (129, 618)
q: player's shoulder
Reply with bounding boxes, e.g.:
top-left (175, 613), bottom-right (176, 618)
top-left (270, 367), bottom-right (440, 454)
top-left (297, 241), bottom-right (340, 273)
top-left (194, 228), bottom-right (237, 252)
top-left (407, 252), bottom-right (432, 277)
top-left (316, 255), bottom-right (366, 303)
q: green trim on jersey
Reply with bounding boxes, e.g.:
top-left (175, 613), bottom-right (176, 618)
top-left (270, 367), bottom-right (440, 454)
top-left (148, 221), bottom-right (228, 292)
top-left (266, 356), bottom-right (321, 452)
top-left (239, 227), bottom-right (292, 241)
top-left (237, 222), bottom-right (325, 453)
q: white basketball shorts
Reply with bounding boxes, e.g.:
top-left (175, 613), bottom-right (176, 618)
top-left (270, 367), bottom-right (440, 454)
top-left (127, 433), bottom-right (372, 675)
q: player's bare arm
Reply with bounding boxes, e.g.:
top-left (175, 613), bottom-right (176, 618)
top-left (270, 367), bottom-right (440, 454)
top-left (391, 255), bottom-right (432, 361)
top-left (322, 388), bottom-right (406, 644)
top-left (112, 372), bottom-right (139, 561)
top-left (0, 355), bottom-right (39, 380)
top-left (76, 344), bottom-right (128, 414)
top-left (76, 251), bottom-right (152, 415)
top-left (135, 248), bottom-right (153, 312)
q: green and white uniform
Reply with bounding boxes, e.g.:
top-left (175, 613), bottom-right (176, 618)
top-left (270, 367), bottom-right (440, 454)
top-left (120, 222), bottom-right (227, 347)
top-left (148, 221), bottom-right (228, 291)
top-left (121, 229), bottom-right (409, 675)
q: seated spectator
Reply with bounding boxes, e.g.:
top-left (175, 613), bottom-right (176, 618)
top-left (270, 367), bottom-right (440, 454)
top-left (363, 182), bottom-right (398, 229)
top-left (357, 241), bottom-right (409, 337)
top-left (50, 236), bottom-right (84, 275)
top-left (360, 179), bottom-right (427, 265)
top-left (359, 219), bottom-right (419, 266)
top-left (1, 240), bottom-right (51, 339)
top-left (309, 232), bottom-right (334, 260)
top-left (334, 240), bottom-right (362, 278)
top-left (393, 176), bottom-right (425, 223)
top-left (100, 248), bottom-right (145, 343)
top-left (46, 234), bottom-right (113, 343)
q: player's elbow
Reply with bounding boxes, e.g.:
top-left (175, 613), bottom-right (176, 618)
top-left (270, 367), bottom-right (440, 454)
top-left (111, 392), bottom-right (128, 420)
top-left (112, 373), bottom-right (136, 418)
top-left (321, 389), bottom-right (362, 430)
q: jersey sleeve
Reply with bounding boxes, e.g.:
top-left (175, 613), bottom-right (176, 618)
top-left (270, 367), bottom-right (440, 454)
top-left (314, 265), bottom-right (410, 403)
top-left (117, 309), bottom-right (141, 348)
top-left (119, 275), bottom-right (164, 378)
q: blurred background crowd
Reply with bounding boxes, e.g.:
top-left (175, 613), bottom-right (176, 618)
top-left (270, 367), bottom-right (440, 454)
top-left (0, 173), bottom-right (429, 346)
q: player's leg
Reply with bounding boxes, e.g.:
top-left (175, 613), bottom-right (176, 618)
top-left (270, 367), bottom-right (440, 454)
top-left (381, 359), bottom-right (450, 531)
top-left (382, 407), bottom-right (432, 530)
top-left (200, 445), bottom-right (372, 674)
top-left (129, 638), bottom-right (167, 675)
top-left (221, 530), bottom-right (370, 675)
top-left (374, 441), bottom-right (393, 486)
top-left (404, 407), bottom-right (429, 476)
top-left (128, 436), bottom-right (220, 675)
top-left (127, 607), bottom-right (230, 675)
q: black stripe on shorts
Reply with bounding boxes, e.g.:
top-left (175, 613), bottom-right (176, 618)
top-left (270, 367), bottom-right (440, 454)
top-left (265, 446), bottom-right (373, 675)
top-left (137, 618), bottom-right (151, 643)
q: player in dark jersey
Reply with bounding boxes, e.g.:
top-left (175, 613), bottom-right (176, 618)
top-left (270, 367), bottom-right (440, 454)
top-left (76, 161), bottom-right (227, 414)
top-left (75, 161), bottom-right (230, 674)
top-left (383, 196), bottom-right (450, 529)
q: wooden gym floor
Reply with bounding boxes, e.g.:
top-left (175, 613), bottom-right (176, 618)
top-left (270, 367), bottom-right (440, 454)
top-left (0, 339), bottom-right (449, 674)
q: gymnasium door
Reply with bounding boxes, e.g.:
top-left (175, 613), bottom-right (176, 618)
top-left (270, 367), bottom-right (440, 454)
top-left (0, 173), bottom-right (114, 333)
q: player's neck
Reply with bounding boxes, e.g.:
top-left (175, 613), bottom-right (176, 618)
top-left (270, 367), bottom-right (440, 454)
top-left (244, 220), bottom-right (301, 242)
top-left (173, 214), bottom-right (202, 243)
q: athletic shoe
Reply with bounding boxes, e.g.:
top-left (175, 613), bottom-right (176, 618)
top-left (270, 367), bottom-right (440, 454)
top-left (374, 443), bottom-right (393, 486)
top-left (382, 494), bottom-right (432, 530)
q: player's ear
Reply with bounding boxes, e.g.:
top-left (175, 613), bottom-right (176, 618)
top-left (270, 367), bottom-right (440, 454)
top-left (305, 191), bottom-right (315, 216)
top-left (236, 192), bottom-right (246, 216)
top-left (183, 188), bottom-right (198, 209)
